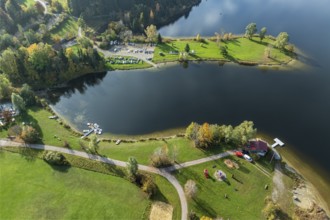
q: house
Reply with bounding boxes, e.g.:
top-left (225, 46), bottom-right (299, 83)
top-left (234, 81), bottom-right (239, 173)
top-left (245, 139), bottom-right (269, 156)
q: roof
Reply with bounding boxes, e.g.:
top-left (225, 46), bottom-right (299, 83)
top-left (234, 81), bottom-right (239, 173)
top-left (247, 140), bottom-right (268, 152)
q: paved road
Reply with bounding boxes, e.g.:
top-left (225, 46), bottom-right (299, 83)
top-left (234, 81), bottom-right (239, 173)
top-left (0, 139), bottom-right (234, 220)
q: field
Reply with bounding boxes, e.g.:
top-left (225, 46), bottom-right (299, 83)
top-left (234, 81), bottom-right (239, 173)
top-left (174, 156), bottom-right (272, 219)
top-left (153, 37), bottom-right (293, 65)
top-left (0, 151), bottom-right (150, 219)
top-left (50, 17), bottom-right (79, 39)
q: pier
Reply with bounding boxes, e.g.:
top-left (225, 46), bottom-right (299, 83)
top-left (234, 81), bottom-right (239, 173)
top-left (81, 123), bottom-right (102, 139)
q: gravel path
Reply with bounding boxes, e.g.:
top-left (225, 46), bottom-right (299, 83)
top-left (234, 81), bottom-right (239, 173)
top-left (272, 162), bottom-right (285, 203)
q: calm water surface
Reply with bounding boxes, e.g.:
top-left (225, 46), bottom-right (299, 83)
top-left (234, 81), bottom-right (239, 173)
top-left (51, 0), bottom-right (330, 202)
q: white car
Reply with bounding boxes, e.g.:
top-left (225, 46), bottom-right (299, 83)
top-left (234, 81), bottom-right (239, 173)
top-left (243, 154), bottom-right (253, 162)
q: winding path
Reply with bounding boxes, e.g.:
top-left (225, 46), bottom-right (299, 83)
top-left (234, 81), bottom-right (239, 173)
top-left (0, 139), bottom-right (234, 220)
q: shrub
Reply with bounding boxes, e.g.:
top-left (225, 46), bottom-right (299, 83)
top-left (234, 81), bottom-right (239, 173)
top-left (150, 145), bottom-right (172, 167)
top-left (8, 125), bottom-right (22, 137)
top-left (20, 125), bottom-right (39, 143)
top-left (141, 174), bottom-right (156, 198)
top-left (184, 180), bottom-right (198, 198)
top-left (43, 151), bottom-right (68, 165)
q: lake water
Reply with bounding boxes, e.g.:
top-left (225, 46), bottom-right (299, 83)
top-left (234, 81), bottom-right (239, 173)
top-left (51, 0), bottom-right (330, 204)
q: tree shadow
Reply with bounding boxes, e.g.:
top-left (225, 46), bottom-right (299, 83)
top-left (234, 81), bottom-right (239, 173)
top-left (151, 185), bottom-right (169, 203)
top-left (237, 164), bottom-right (251, 174)
top-left (18, 146), bottom-right (38, 162)
top-left (17, 111), bottom-right (44, 144)
top-left (192, 197), bottom-right (217, 218)
top-left (158, 43), bottom-right (177, 53)
top-left (45, 163), bottom-right (71, 173)
top-left (250, 38), bottom-right (268, 46)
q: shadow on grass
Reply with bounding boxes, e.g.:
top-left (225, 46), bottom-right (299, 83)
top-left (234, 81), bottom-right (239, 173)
top-left (151, 185), bottom-right (169, 203)
top-left (237, 164), bottom-right (251, 174)
top-left (158, 43), bottom-right (177, 53)
top-left (46, 163), bottom-right (71, 172)
top-left (193, 197), bottom-right (217, 218)
top-left (250, 38), bottom-right (268, 46)
top-left (17, 111), bottom-right (44, 144)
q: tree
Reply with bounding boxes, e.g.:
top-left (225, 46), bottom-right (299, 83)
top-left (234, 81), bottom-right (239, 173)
top-left (20, 84), bottom-right (35, 106)
top-left (232, 121), bottom-right (257, 145)
top-left (141, 174), bottom-right (156, 198)
top-left (127, 157), bottom-right (138, 181)
top-left (77, 36), bottom-right (92, 49)
top-left (220, 46), bottom-right (228, 56)
top-left (150, 145), bottom-right (172, 167)
top-left (196, 33), bottom-right (201, 41)
top-left (185, 122), bottom-right (200, 140)
top-left (245, 23), bottom-right (257, 39)
top-left (275, 32), bottom-right (289, 50)
top-left (11, 93), bottom-right (25, 112)
top-left (0, 74), bottom-right (12, 100)
top-left (185, 43), bottom-right (190, 53)
top-left (259, 27), bottom-right (267, 42)
top-left (197, 123), bottom-right (213, 148)
top-left (144, 24), bottom-right (157, 43)
top-left (21, 125), bottom-right (39, 143)
top-left (157, 33), bottom-right (162, 44)
top-left (184, 180), bottom-right (197, 198)
top-left (43, 151), bottom-right (68, 165)
top-left (88, 134), bottom-right (99, 153)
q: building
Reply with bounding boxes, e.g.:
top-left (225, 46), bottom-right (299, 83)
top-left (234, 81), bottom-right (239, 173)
top-left (245, 139), bottom-right (269, 156)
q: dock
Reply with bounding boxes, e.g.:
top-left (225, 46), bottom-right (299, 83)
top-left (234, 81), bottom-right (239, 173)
top-left (80, 123), bottom-right (102, 139)
top-left (272, 138), bottom-right (284, 148)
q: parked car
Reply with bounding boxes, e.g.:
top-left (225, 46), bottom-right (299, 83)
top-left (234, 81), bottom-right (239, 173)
top-left (235, 151), bottom-right (243, 157)
top-left (243, 154), bottom-right (253, 162)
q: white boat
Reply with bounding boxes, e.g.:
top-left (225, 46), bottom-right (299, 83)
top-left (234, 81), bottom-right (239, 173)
top-left (115, 139), bottom-right (121, 145)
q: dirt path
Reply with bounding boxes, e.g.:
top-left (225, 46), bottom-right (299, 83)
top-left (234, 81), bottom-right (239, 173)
top-left (272, 162), bottom-right (285, 203)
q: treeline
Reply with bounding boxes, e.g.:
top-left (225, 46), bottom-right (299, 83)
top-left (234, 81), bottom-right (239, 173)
top-left (68, 0), bottom-right (201, 32)
top-left (0, 41), bottom-right (104, 89)
top-left (185, 121), bottom-right (257, 148)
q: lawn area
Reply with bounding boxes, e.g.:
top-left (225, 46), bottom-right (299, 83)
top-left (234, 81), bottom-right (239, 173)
top-left (174, 155), bottom-right (272, 219)
top-left (50, 17), bottom-right (79, 39)
top-left (153, 37), bottom-right (293, 65)
top-left (0, 107), bottom-right (87, 149)
top-left (98, 138), bottom-right (233, 165)
top-left (0, 151), bottom-right (150, 219)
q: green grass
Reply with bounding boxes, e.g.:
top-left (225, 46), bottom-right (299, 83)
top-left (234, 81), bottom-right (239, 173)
top-left (0, 106), bottom-right (88, 149)
top-left (50, 17), bottom-right (78, 39)
top-left (174, 155), bottom-right (272, 219)
top-left (99, 138), bottom-right (233, 165)
top-left (153, 37), bottom-right (293, 65)
top-left (0, 151), bottom-right (150, 220)
top-left (17, 0), bottom-right (35, 7)
top-left (152, 175), bottom-right (182, 220)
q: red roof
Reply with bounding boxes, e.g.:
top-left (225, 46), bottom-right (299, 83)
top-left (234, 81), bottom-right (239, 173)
top-left (247, 140), bottom-right (268, 152)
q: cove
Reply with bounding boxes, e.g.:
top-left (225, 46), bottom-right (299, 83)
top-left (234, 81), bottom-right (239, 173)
top-left (50, 0), bottom-right (330, 208)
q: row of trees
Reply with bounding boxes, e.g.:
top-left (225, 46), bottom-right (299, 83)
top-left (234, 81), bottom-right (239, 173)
top-left (185, 121), bottom-right (257, 148)
top-left (245, 22), bottom-right (290, 50)
top-left (0, 41), bottom-right (104, 88)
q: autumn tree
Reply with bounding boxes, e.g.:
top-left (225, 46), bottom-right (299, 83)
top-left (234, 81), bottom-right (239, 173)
top-left (21, 125), bottom-right (39, 143)
top-left (196, 123), bottom-right (213, 148)
top-left (196, 33), bottom-right (201, 41)
top-left (144, 24), bottom-right (157, 43)
top-left (184, 180), bottom-right (197, 198)
top-left (245, 23), bottom-right (257, 39)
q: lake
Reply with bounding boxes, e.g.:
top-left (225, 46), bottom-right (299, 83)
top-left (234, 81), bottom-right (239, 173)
top-left (51, 0), bottom-right (330, 206)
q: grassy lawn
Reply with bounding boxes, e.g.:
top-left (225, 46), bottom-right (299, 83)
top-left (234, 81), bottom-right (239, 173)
top-left (50, 17), bottom-right (78, 39)
top-left (153, 37), bottom-right (293, 65)
top-left (0, 107), bottom-right (87, 149)
top-left (98, 138), bottom-right (233, 166)
top-left (174, 155), bottom-right (272, 219)
top-left (0, 151), bottom-right (150, 220)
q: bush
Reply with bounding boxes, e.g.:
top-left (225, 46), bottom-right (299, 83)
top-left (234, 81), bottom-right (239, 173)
top-left (150, 145), bottom-right (172, 167)
top-left (141, 174), bottom-right (156, 198)
top-left (43, 151), bottom-right (68, 165)
top-left (20, 125), bottom-right (39, 143)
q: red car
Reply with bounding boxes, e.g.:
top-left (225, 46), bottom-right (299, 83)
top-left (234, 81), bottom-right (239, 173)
top-left (235, 151), bottom-right (243, 157)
